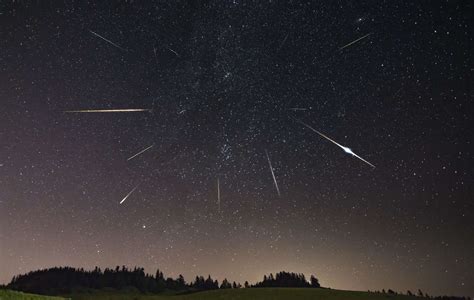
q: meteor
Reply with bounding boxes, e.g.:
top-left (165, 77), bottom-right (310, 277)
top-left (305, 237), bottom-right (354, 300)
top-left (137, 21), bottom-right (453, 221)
top-left (288, 108), bottom-right (308, 111)
top-left (89, 30), bottom-right (127, 51)
top-left (265, 150), bottom-right (281, 197)
top-left (294, 118), bottom-right (375, 168)
top-left (339, 32), bottom-right (372, 50)
top-left (64, 109), bottom-right (151, 113)
top-left (119, 184), bottom-right (140, 204)
top-left (153, 47), bottom-right (159, 65)
top-left (168, 47), bottom-right (179, 57)
top-left (127, 144), bottom-right (154, 161)
top-left (277, 33), bottom-right (289, 52)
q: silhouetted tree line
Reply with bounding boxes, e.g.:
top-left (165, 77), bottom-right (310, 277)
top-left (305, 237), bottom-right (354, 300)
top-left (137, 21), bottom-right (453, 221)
top-left (7, 266), bottom-right (471, 299)
top-left (8, 267), bottom-right (321, 295)
top-left (9, 266), bottom-right (196, 295)
top-left (369, 288), bottom-right (471, 300)
top-left (252, 271), bottom-right (320, 288)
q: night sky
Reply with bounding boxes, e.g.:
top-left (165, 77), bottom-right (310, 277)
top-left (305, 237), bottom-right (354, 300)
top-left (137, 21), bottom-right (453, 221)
top-left (1, 1), bottom-right (473, 297)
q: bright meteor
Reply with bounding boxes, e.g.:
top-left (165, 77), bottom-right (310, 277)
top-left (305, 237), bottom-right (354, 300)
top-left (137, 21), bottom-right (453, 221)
top-left (339, 32), bottom-right (372, 50)
top-left (265, 150), bottom-right (281, 197)
top-left (127, 144), bottom-right (154, 161)
top-left (89, 30), bottom-right (127, 51)
top-left (294, 118), bottom-right (376, 168)
top-left (120, 184), bottom-right (140, 204)
top-left (64, 109), bottom-right (151, 113)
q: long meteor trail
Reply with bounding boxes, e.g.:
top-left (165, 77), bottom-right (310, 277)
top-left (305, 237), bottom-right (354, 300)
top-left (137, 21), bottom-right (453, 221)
top-left (119, 184), bottom-right (140, 204)
top-left (339, 32), bottom-right (372, 50)
top-left (64, 109), bottom-right (151, 113)
top-left (265, 150), bottom-right (281, 197)
top-left (294, 118), bottom-right (376, 168)
top-left (127, 144), bottom-right (154, 161)
top-left (89, 30), bottom-right (127, 51)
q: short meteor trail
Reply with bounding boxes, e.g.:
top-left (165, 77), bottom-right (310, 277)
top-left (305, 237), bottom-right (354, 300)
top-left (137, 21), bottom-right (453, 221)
top-left (339, 32), bottom-right (372, 50)
top-left (153, 47), bottom-right (159, 65)
top-left (89, 30), bottom-right (126, 51)
top-left (293, 118), bottom-right (376, 168)
top-left (127, 144), bottom-right (154, 161)
top-left (265, 150), bottom-right (281, 197)
top-left (119, 184), bottom-right (140, 204)
top-left (277, 33), bottom-right (289, 52)
top-left (288, 107), bottom-right (308, 111)
top-left (64, 109), bottom-right (151, 113)
top-left (168, 47), bottom-right (179, 57)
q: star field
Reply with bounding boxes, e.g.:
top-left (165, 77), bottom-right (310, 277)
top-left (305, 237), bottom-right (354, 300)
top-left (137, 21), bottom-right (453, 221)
top-left (0, 1), bottom-right (473, 297)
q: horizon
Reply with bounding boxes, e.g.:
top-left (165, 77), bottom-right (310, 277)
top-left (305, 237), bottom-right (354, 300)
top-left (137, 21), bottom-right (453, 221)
top-left (1, 1), bottom-right (472, 299)
top-left (2, 262), bottom-right (470, 297)
top-left (0, 264), bottom-right (449, 296)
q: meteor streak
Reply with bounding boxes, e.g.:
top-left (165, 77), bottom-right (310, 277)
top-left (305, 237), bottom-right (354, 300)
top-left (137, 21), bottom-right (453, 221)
top-left (89, 30), bottom-right (126, 51)
top-left (153, 47), bottom-right (159, 65)
top-left (64, 109), bottom-right (151, 113)
top-left (119, 184), bottom-right (140, 204)
top-left (339, 32), bottom-right (372, 50)
top-left (265, 150), bottom-right (281, 197)
top-left (288, 108), bottom-right (308, 111)
top-left (277, 33), bottom-right (289, 52)
top-left (294, 118), bottom-right (376, 168)
top-left (168, 47), bottom-right (179, 57)
top-left (127, 144), bottom-right (154, 161)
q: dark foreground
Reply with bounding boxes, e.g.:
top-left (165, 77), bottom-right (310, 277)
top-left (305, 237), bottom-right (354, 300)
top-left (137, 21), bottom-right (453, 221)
top-left (1, 288), bottom-right (421, 300)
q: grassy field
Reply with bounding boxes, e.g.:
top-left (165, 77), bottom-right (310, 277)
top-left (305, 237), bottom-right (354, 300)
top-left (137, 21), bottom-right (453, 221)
top-left (65, 288), bottom-right (419, 300)
top-left (0, 290), bottom-right (65, 300)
